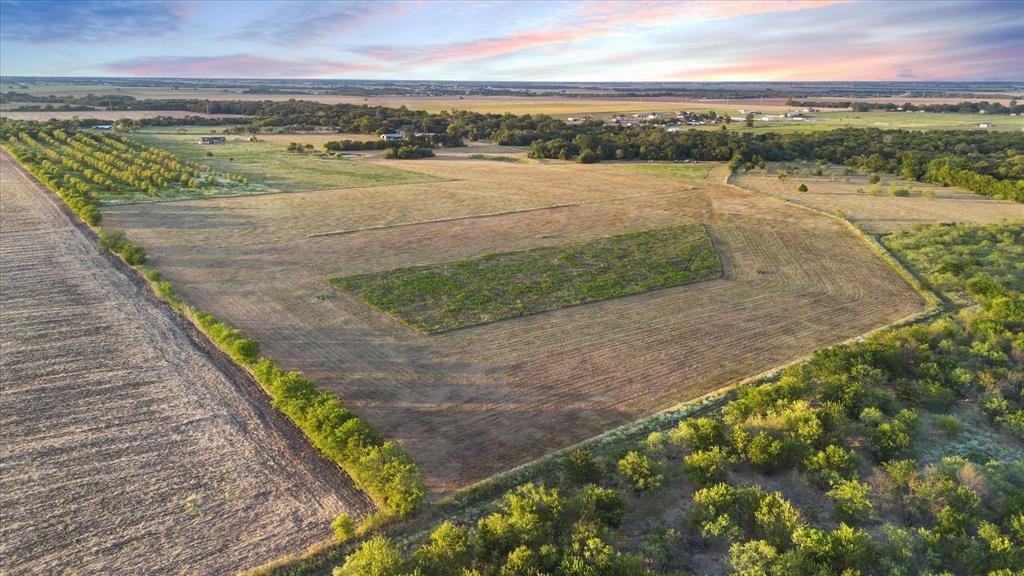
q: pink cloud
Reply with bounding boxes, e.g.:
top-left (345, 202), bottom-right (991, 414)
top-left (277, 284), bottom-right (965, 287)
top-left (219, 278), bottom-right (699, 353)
top-left (359, 27), bottom-right (600, 67)
top-left (103, 54), bottom-right (380, 78)
top-left (579, 0), bottom-right (848, 27)
top-left (356, 0), bottom-right (848, 70)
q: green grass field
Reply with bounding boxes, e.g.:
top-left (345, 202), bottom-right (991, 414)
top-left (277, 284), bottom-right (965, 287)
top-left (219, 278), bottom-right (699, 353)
top-left (611, 162), bottom-right (712, 180)
top-left (726, 110), bottom-right (1024, 133)
top-left (131, 133), bottom-right (438, 193)
top-left (331, 224), bottom-right (722, 333)
top-left (468, 154), bottom-right (528, 163)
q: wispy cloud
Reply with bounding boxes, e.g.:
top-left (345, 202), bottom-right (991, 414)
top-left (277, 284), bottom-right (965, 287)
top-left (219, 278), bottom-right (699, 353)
top-left (355, 0), bottom-right (848, 69)
top-left (0, 0), bottom-right (191, 43)
top-left (577, 0), bottom-right (847, 28)
top-left (103, 54), bottom-right (380, 78)
top-left (222, 1), bottom-right (401, 47)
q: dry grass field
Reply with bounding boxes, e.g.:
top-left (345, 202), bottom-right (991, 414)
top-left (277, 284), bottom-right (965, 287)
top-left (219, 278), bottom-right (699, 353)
top-left (103, 149), bottom-right (928, 494)
top-left (0, 109), bottom-right (250, 122)
top-left (730, 162), bottom-right (1024, 233)
top-left (0, 151), bottom-right (371, 574)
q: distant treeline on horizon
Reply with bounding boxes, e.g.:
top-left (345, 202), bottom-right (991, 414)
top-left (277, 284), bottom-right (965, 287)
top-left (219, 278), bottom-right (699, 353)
top-left (2, 76), bottom-right (1021, 100)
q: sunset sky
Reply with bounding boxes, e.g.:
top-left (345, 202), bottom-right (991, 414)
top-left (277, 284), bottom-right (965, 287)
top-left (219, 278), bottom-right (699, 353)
top-left (1, 0), bottom-right (1021, 81)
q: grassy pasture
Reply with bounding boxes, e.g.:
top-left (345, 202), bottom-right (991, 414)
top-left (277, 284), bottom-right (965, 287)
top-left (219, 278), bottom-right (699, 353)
top-left (331, 224), bottom-right (721, 333)
top-left (730, 162), bottom-right (1024, 233)
top-left (728, 110), bottom-right (1024, 133)
top-left (467, 153), bottom-right (528, 163)
top-left (131, 133), bottom-right (437, 193)
top-left (608, 162), bottom-right (713, 180)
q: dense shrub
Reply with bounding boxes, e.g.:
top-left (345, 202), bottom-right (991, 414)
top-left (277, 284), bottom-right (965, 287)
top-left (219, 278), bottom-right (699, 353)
top-left (683, 447), bottom-right (730, 485)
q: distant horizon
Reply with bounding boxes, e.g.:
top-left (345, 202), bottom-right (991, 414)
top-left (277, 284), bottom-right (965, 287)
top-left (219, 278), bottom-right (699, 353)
top-left (1, 0), bottom-right (1021, 82)
top-left (3, 77), bottom-right (1022, 86)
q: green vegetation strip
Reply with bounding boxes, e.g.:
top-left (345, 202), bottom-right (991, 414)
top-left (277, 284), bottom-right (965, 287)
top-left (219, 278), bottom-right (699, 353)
top-left (2, 144), bottom-right (426, 523)
top-left (331, 224), bottom-right (722, 334)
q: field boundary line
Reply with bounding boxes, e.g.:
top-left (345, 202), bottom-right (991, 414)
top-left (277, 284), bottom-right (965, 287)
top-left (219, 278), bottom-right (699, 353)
top-left (98, 177), bottom-right (460, 207)
top-left (309, 203), bottom-right (579, 237)
top-left (723, 169), bottom-right (943, 310)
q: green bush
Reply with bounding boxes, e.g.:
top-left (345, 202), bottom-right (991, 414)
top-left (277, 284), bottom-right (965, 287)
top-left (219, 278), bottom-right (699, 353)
top-left (683, 446), bottom-right (729, 485)
top-left (331, 513), bottom-right (356, 543)
top-left (120, 243), bottom-right (146, 266)
top-left (573, 484), bottom-right (625, 528)
top-left (804, 444), bottom-right (856, 486)
top-left (563, 447), bottom-right (601, 485)
top-left (617, 451), bottom-right (663, 495)
top-left (827, 479), bottom-right (874, 523)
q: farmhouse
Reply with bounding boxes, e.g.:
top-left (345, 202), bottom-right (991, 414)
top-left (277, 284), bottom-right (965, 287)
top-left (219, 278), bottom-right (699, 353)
top-left (381, 133), bottom-right (404, 140)
top-left (199, 136), bottom-right (226, 144)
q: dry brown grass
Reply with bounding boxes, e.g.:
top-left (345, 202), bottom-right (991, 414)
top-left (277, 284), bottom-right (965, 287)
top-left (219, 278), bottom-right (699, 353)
top-left (0, 151), bottom-right (371, 574)
top-left (730, 162), bottom-right (1024, 233)
top-left (0, 110), bottom-right (249, 121)
top-left (103, 157), bottom-right (926, 494)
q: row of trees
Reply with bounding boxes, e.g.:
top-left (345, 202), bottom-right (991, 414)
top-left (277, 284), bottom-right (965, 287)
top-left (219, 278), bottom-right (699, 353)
top-left (522, 128), bottom-right (1024, 202)
top-left (192, 311), bottom-right (426, 518)
top-left (786, 99), bottom-right (1023, 115)
top-left (0, 119), bottom-right (249, 199)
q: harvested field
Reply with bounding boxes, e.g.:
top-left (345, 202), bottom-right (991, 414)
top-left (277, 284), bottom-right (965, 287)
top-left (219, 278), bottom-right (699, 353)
top-left (730, 162), bottom-right (1024, 233)
top-left (0, 110), bottom-right (250, 122)
top-left (0, 151), bottom-right (371, 574)
top-left (103, 157), bottom-right (927, 494)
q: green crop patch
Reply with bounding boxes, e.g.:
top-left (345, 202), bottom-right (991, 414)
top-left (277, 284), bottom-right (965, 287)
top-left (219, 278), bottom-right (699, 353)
top-left (331, 224), bottom-right (722, 333)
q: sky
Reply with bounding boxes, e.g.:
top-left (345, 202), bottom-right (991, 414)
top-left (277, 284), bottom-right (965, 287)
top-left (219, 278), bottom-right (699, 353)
top-left (0, 0), bottom-right (1021, 81)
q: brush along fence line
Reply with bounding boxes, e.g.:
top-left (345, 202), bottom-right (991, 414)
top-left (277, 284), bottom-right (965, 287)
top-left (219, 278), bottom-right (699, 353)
top-left (1, 144), bottom-right (426, 521)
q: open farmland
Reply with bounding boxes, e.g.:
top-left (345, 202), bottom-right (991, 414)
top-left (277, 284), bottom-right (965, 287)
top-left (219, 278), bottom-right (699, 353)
top-left (103, 150), bottom-right (927, 494)
top-left (730, 162), bottom-right (1024, 233)
top-left (0, 151), bottom-right (371, 574)
top-left (332, 224), bottom-right (721, 333)
top-left (132, 132), bottom-right (438, 193)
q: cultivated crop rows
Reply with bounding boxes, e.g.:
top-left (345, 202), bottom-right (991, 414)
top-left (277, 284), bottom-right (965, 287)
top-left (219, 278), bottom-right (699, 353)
top-left (1, 126), bottom-right (249, 204)
top-left (104, 151), bottom-right (928, 493)
top-left (0, 151), bottom-right (370, 575)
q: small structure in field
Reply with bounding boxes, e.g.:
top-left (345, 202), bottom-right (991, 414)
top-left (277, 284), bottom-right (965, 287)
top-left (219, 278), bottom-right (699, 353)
top-left (92, 124), bottom-right (113, 131)
top-left (199, 136), bottom-right (226, 144)
top-left (380, 133), bottom-right (403, 140)
top-left (978, 123), bottom-right (993, 128)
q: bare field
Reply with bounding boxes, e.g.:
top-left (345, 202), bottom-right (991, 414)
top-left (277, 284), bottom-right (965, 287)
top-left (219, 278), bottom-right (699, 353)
top-left (0, 110), bottom-right (250, 121)
top-left (102, 156), bottom-right (927, 494)
top-left (730, 163), bottom-right (1024, 233)
top-left (0, 151), bottom-right (371, 574)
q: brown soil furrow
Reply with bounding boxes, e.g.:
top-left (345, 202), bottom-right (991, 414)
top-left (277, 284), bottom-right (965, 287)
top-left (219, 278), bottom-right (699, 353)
top-left (0, 151), bottom-right (372, 575)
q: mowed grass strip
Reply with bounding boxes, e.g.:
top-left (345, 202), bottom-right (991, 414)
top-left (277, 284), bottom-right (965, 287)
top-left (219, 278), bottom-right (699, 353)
top-left (330, 223), bottom-right (722, 333)
top-left (132, 133), bottom-right (438, 193)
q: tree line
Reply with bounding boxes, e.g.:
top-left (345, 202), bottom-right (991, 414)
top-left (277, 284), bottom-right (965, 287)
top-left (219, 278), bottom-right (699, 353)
top-left (786, 99), bottom-right (1023, 115)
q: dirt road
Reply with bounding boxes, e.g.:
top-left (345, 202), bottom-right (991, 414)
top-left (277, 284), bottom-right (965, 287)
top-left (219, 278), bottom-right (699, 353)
top-left (0, 150), bottom-right (371, 574)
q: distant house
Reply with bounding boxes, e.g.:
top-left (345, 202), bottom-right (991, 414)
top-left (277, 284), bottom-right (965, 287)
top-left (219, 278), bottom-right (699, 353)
top-left (199, 136), bottom-right (226, 144)
top-left (92, 125), bottom-right (112, 131)
top-left (978, 122), bottom-right (993, 128)
top-left (380, 133), bottom-right (403, 140)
